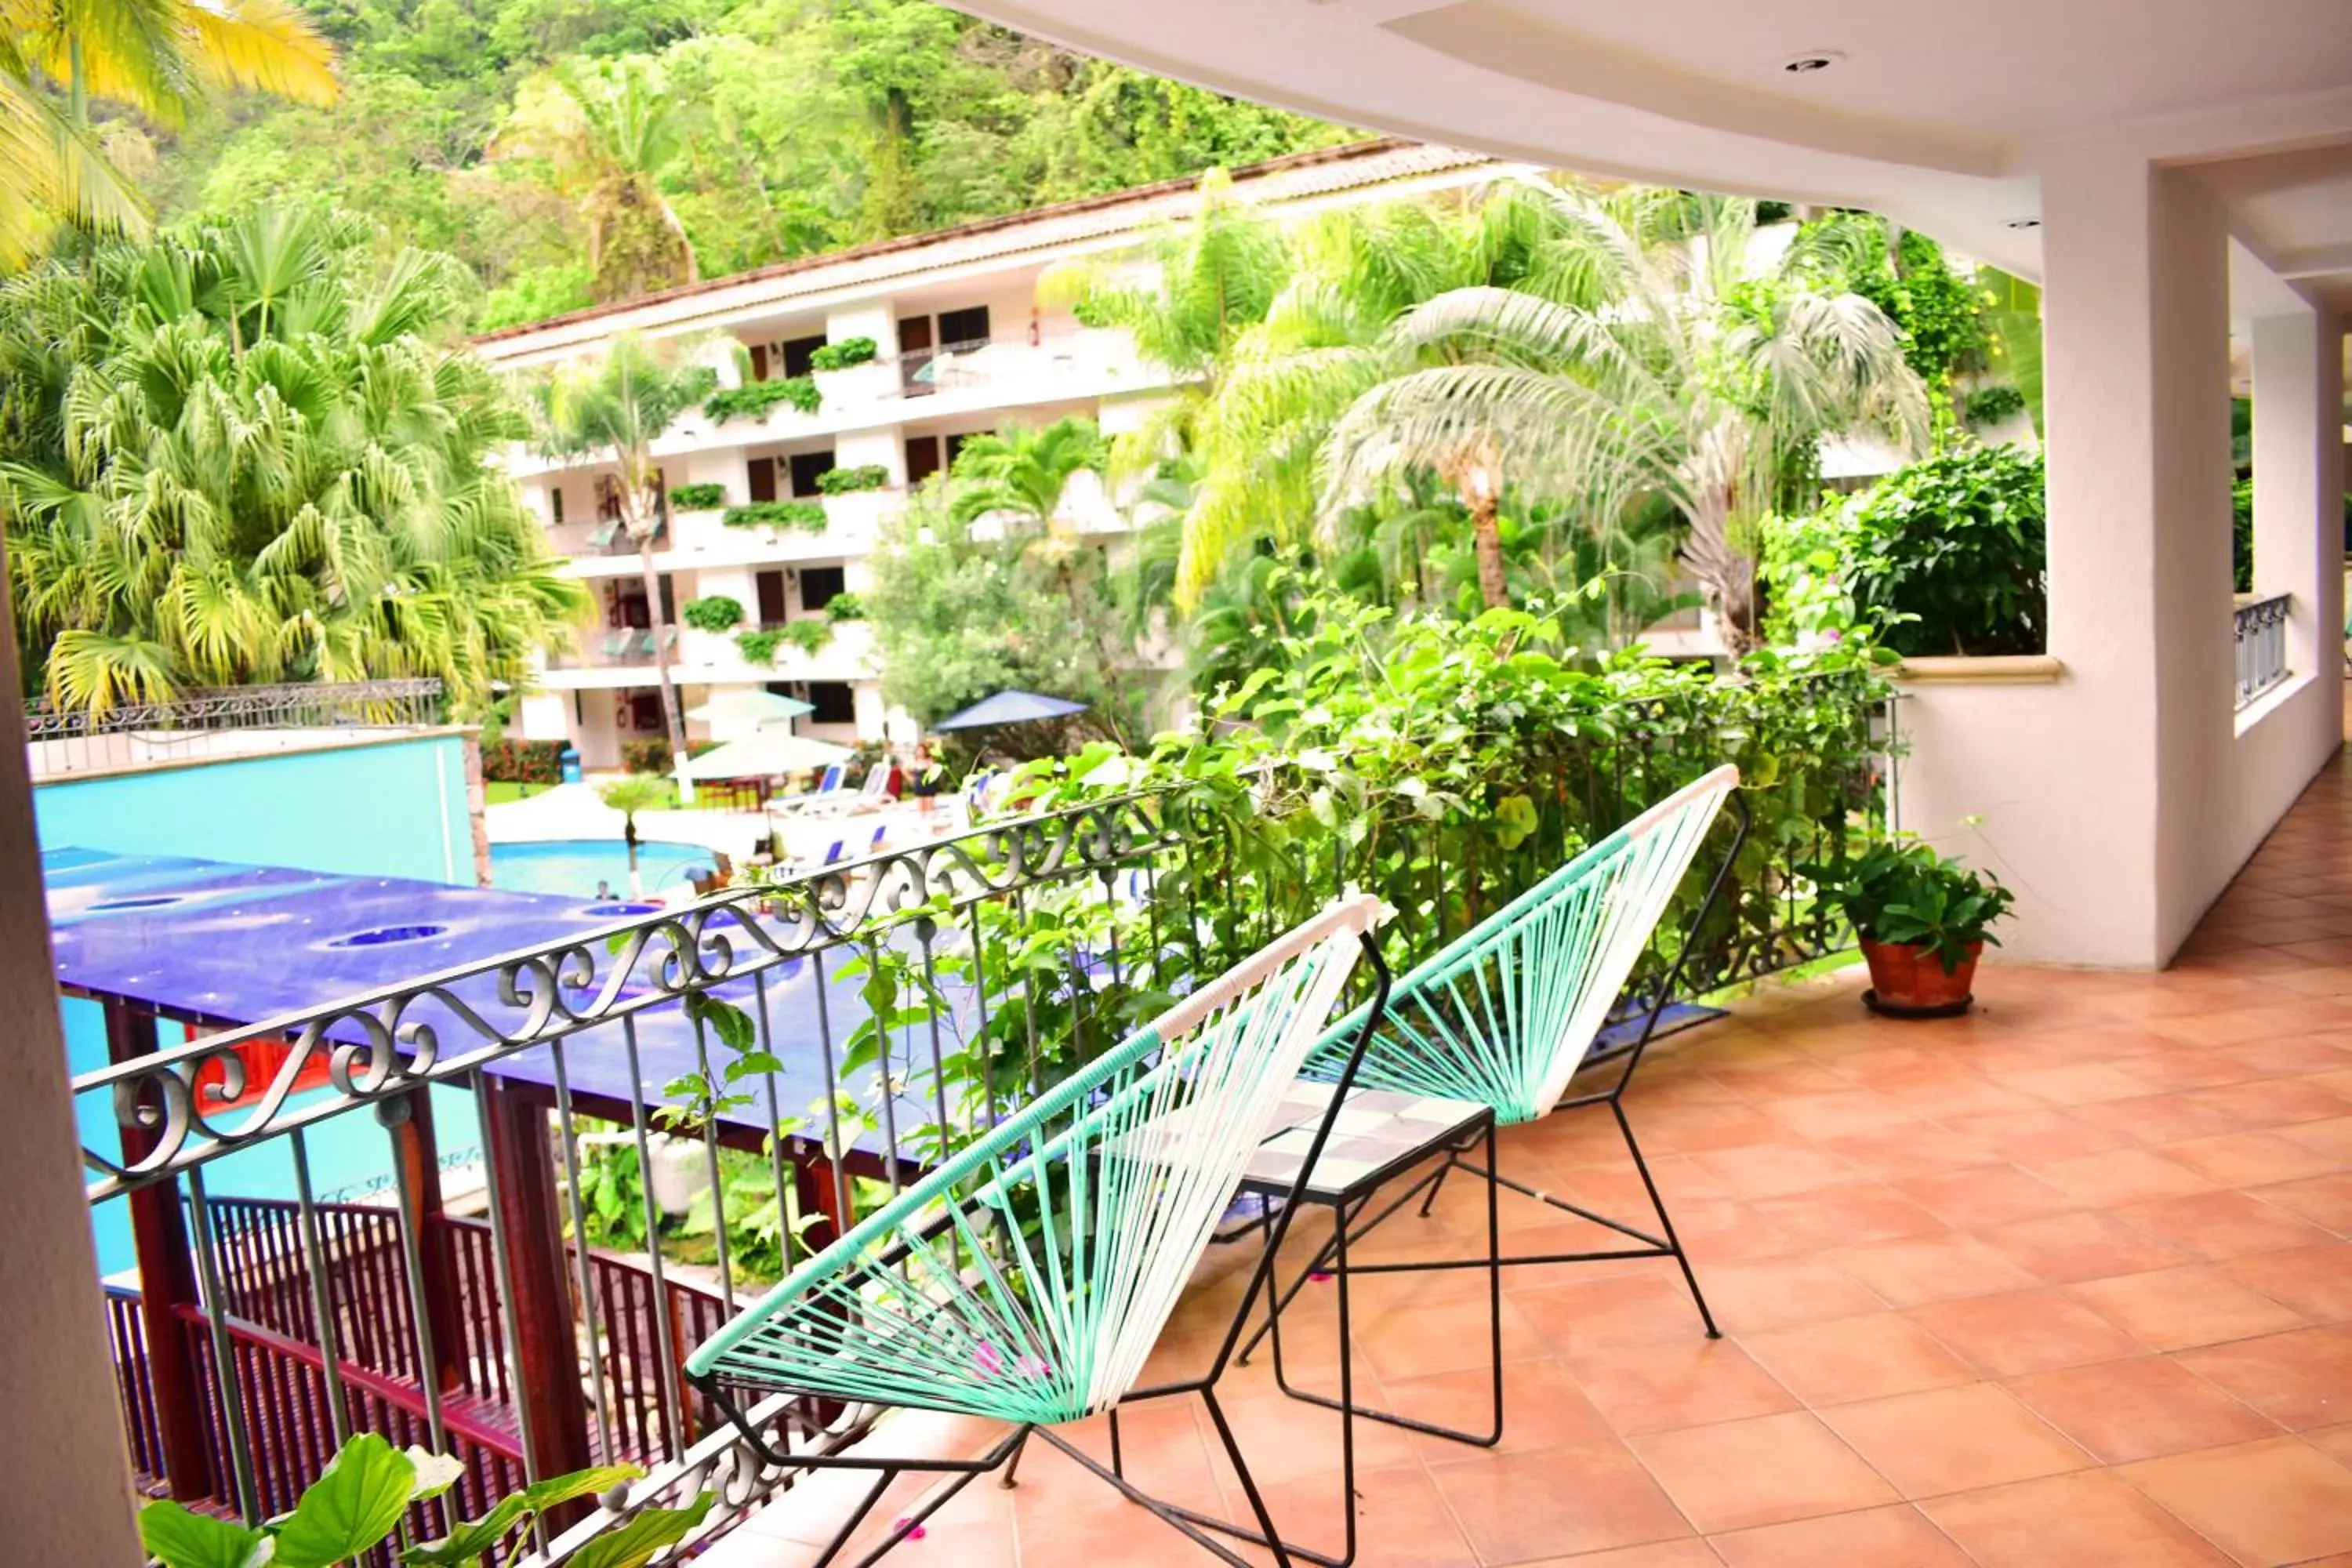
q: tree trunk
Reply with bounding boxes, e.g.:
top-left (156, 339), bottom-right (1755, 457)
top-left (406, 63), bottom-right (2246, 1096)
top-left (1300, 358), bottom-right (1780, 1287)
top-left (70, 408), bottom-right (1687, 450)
top-left (633, 527), bottom-right (695, 804)
top-left (624, 813), bottom-right (644, 898)
top-left (1470, 494), bottom-right (1509, 610)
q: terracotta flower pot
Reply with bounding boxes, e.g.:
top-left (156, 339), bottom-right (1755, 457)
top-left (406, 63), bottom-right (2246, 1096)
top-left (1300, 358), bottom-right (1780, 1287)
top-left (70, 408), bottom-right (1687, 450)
top-left (1860, 936), bottom-right (1982, 1017)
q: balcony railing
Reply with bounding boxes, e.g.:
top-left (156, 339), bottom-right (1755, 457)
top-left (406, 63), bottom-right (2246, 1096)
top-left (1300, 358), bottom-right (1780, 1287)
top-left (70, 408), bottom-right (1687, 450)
top-left (69, 670), bottom-right (1885, 1558)
top-left (891, 328), bottom-right (1138, 401)
top-left (2234, 592), bottom-right (2292, 710)
top-left (550, 625), bottom-right (679, 670)
top-left (25, 679), bottom-right (445, 779)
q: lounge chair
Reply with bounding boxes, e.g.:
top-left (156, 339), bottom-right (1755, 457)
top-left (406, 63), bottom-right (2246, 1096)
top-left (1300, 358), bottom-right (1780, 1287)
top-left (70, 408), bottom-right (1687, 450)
top-left (769, 763), bottom-right (849, 818)
top-left (1261, 765), bottom-right (1745, 1343)
top-left (687, 895), bottom-right (1389, 1568)
top-left (805, 762), bottom-right (888, 818)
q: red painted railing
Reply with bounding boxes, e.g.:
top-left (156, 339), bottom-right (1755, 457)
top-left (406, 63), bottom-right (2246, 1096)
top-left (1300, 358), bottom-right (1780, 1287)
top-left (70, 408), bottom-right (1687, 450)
top-left (176, 1305), bottom-right (527, 1532)
top-left (103, 1284), bottom-right (166, 1489)
top-left (124, 1196), bottom-right (733, 1503)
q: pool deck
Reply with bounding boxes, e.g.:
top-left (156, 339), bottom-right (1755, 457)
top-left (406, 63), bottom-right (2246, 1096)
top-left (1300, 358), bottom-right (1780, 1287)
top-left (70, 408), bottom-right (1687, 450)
top-left (485, 782), bottom-right (964, 885)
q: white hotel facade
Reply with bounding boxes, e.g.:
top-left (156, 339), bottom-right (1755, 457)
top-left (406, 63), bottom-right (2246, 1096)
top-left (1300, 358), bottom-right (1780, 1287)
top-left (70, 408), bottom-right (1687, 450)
top-left (476, 140), bottom-right (1524, 768)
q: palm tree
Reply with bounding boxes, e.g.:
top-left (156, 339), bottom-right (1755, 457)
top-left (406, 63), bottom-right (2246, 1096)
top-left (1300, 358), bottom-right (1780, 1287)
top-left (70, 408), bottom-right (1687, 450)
top-left (1080, 175), bottom-right (1593, 612)
top-left (0, 204), bottom-right (584, 713)
top-left (1, 0), bottom-right (336, 263)
top-left (495, 56), bottom-right (696, 304)
top-left (948, 416), bottom-right (1107, 540)
top-left (1040, 168), bottom-right (1290, 606)
top-left (1325, 183), bottom-right (1928, 642)
top-left (524, 333), bottom-right (715, 797)
top-left (597, 773), bottom-right (670, 895)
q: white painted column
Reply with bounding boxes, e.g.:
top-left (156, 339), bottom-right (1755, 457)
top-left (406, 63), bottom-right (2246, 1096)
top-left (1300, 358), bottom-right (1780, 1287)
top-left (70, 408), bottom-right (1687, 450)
top-left (2251, 309), bottom-right (2347, 694)
top-left (1902, 143), bottom-right (2234, 966)
top-left (2036, 145), bottom-right (2234, 957)
top-left (0, 546), bottom-right (143, 1560)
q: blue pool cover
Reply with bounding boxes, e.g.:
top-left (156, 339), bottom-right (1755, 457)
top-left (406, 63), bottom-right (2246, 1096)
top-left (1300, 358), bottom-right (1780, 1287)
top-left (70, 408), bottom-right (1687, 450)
top-left (47, 847), bottom-right (946, 1157)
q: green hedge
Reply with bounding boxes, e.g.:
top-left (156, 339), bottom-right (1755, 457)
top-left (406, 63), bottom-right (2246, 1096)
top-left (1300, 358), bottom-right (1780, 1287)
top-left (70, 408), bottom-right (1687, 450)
top-left (704, 376), bottom-right (820, 423)
top-left (1841, 446), bottom-right (2047, 657)
top-left (620, 738), bottom-right (671, 775)
top-left (723, 499), bottom-right (828, 532)
top-left (1962, 385), bottom-right (2026, 429)
top-left (668, 482), bottom-right (726, 510)
top-left (482, 738), bottom-right (567, 783)
top-left (682, 595), bottom-right (745, 632)
top-left (809, 336), bottom-right (878, 372)
top-left (823, 591), bottom-right (865, 622)
top-left (781, 619), bottom-right (833, 654)
top-left (815, 463), bottom-right (889, 495)
top-left (735, 628), bottom-right (782, 666)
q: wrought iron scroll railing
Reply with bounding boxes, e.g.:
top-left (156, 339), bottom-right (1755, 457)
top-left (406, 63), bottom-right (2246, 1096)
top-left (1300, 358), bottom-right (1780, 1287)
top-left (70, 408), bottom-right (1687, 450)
top-left (26, 678), bottom-right (445, 776)
top-left (74, 670), bottom-right (1886, 1559)
top-left (2234, 593), bottom-right (2292, 710)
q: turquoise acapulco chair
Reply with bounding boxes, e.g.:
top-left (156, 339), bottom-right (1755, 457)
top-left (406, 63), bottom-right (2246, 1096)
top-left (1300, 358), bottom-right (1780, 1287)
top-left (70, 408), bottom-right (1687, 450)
top-left (1254, 764), bottom-right (1744, 1359)
top-left (687, 894), bottom-right (1392, 1568)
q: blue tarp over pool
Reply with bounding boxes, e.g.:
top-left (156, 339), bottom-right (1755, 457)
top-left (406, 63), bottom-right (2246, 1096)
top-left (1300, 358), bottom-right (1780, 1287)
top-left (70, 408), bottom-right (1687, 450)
top-left (48, 848), bottom-right (949, 1160)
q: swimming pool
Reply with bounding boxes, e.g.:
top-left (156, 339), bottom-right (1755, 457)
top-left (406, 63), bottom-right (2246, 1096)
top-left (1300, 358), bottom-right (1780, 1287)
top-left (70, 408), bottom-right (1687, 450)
top-left (489, 838), bottom-right (720, 898)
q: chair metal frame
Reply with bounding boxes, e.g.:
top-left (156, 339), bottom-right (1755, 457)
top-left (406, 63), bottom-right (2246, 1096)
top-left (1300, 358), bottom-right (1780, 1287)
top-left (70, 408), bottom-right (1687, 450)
top-left (1243, 768), bottom-right (1750, 1368)
top-left (688, 897), bottom-right (1396, 1568)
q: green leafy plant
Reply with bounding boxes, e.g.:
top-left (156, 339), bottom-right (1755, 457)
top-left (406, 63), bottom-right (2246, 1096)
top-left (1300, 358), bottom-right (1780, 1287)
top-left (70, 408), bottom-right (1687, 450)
top-left (571, 1131), bottom-right (650, 1250)
top-left (1835, 446), bottom-right (2047, 657)
top-left (781, 619), bottom-right (834, 655)
top-left (823, 592), bottom-right (866, 622)
top-left (815, 463), bottom-right (890, 495)
top-left (1962, 385), bottom-right (2025, 429)
top-left (681, 595), bottom-right (746, 633)
top-left (138, 1432), bottom-right (702, 1568)
top-left (1806, 838), bottom-right (2013, 974)
top-left (703, 376), bottom-right (820, 423)
top-left (667, 482), bottom-right (726, 510)
top-left (735, 628), bottom-right (784, 665)
top-left (808, 336), bottom-right (878, 371)
top-left (2233, 476), bottom-right (2255, 594)
top-left (724, 499), bottom-right (829, 532)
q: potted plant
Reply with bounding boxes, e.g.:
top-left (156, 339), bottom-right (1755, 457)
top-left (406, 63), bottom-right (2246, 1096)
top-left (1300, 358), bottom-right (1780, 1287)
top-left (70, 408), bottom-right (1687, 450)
top-left (1810, 839), bottom-right (2014, 1015)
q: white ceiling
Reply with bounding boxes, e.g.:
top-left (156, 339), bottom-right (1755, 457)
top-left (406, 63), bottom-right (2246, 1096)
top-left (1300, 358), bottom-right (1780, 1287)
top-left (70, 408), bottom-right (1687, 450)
top-left (948, 0), bottom-right (2352, 312)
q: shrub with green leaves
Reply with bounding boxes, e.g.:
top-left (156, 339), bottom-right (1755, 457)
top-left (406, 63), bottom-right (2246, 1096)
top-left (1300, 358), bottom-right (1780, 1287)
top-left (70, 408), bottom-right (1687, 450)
top-left (781, 619), bottom-right (834, 655)
top-left (723, 499), bottom-right (829, 532)
top-left (682, 595), bottom-right (746, 633)
top-left (824, 591), bottom-right (866, 622)
top-left (736, 628), bottom-right (784, 665)
top-left (1962, 384), bottom-right (2025, 429)
top-left (138, 1432), bottom-right (708, 1568)
top-left (668, 482), bottom-right (726, 510)
top-left (1805, 838), bottom-right (2013, 974)
top-left (808, 336), bottom-right (878, 371)
top-left (703, 376), bottom-right (820, 423)
top-left (1836, 446), bottom-right (2047, 656)
top-left (815, 463), bottom-right (889, 495)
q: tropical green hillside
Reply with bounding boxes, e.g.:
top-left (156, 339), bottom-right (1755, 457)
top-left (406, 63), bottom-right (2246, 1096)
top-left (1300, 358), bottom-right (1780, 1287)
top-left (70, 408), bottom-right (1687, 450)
top-left (121, 0), bottom-right (1359, 328)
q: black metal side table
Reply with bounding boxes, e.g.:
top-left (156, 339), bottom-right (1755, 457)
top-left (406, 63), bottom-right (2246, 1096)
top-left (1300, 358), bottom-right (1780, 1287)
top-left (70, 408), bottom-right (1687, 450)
top-left (1172, 1080), bottom-right (1502, 1568)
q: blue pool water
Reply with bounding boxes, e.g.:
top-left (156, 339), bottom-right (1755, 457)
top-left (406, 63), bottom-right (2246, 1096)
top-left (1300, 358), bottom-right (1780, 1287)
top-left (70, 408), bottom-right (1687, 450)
top-left (489, 838), bottom-right (718, 898)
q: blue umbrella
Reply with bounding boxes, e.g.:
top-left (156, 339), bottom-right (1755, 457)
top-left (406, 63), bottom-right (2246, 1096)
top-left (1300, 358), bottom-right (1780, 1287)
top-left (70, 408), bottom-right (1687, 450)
top-left (931, 690), bottom-right (1090, 731)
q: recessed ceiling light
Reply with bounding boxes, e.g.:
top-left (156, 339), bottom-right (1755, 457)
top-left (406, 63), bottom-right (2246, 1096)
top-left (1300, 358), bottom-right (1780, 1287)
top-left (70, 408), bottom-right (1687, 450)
top-left (1780, 50), bottom-right (1844, 74)
top-left (2004, 216), bottom-right (2043, 230)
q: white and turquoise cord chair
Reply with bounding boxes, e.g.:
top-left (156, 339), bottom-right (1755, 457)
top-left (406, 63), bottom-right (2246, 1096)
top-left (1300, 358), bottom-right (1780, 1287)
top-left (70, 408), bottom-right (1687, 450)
top-left (1259, 764), bottom-right (1744, 1348)
top-left (687, 895), bottom-right (1392, 1568)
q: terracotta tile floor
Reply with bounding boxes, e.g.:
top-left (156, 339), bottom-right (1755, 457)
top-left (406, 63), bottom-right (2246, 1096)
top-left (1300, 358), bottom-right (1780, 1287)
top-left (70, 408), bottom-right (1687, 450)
top-left (713, 757), bottom-right (2352, 1568)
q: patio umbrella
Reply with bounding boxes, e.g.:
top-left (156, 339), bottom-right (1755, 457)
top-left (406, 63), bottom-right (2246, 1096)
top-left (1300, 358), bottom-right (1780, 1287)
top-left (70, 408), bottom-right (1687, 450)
top-left (677, 732), bottom-right (854, 781)
top-left (931, 690), bottom-right (1089, 731)
top-left (687, 690), bottom-right (815, 725)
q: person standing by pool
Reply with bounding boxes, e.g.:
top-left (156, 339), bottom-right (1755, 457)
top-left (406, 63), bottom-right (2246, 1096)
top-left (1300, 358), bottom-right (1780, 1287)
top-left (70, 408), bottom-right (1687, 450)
top-left (596, 880), bottom-right (612, 900)
top-left (909, 742), bottom-right (945, 820)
